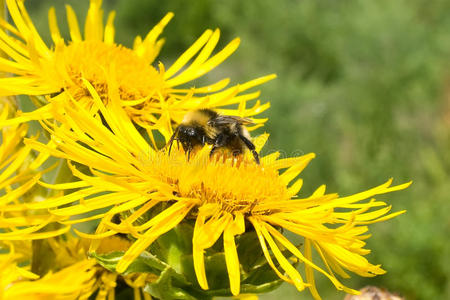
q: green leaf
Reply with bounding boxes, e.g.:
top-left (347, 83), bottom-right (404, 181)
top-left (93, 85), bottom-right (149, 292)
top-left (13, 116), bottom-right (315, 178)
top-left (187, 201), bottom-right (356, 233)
top-left (236, 231), bottom-right (266, 273)
top-left (144, 267), bottom-right (208, 300)
top-left (91, 251), bottom-right (167, 275)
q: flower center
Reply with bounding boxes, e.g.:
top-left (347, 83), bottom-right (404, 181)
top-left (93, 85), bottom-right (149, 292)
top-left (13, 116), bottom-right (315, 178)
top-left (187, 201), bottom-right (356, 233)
top-left (151, 149), bottom-right (290, 215)
top-left (59, 41), bottom-right (164, 101)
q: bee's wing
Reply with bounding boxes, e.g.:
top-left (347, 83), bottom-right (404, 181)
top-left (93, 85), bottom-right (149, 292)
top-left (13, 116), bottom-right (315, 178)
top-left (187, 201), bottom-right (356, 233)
top-left (211, 115), bottom-right (254, 126)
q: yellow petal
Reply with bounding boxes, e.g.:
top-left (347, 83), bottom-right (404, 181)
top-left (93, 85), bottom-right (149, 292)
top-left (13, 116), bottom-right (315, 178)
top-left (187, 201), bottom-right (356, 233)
top-left (164, 29), bottom-right (213, 79)
top-left (104, 11), bottom-right (116, 44)
top-left (223, 213), bottom-right (245, 296)
top-left (48, 7), bottom-right (62, 45)
top-left (116, 202), bottom-right (194, 273)
top-left (65, 5), bottom-right (82, 42)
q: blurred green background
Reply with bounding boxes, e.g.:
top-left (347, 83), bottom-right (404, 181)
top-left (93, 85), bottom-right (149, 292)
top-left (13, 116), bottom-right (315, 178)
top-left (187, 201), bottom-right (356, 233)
top-left (25, 0), bottom-right (450, 299)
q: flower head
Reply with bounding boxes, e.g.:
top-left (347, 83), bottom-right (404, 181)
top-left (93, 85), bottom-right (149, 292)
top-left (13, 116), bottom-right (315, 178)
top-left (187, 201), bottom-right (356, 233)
top-left (21, 83), bottom-right (411, 298)
top-left (0, 0), bottom-right (274, 140)
top-left (0, 241), bottom-right (39, 293)
top-left (3, 259), bottom-right (97, 300)
top-left (0, 233), bottom-right (159, 300)
top-left (0, 237), bottom-right (95, 300)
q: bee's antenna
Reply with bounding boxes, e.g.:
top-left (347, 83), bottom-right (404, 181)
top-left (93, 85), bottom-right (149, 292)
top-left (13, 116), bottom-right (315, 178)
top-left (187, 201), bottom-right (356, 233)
top-left (167, 127), bottom-right (179, 155)
top-left (238, 134), bottom-right (260, 164)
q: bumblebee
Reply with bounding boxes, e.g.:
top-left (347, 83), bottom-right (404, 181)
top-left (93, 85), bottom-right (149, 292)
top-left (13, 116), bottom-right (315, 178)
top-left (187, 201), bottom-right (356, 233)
top-left (167, 109), bottom-right (260, 164)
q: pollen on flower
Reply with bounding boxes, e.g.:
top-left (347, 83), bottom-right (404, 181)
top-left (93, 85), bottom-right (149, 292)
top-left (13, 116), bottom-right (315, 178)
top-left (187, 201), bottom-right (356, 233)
top-left (58, 41), bottom-right (164, 101)
top-left (154, 147), bottom-right (290, 215)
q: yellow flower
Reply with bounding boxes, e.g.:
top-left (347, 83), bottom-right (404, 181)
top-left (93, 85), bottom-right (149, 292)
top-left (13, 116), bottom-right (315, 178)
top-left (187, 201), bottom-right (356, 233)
top-left (43, 235), bottom-right (155, 300)
top-left (48, 235), bottom-right (157, 300)
top-left (0, 239), bottom-right (94, 300)
top-left (23, 82), bottom-right (411, 299)
top-left (0, 0), bottom-right (274, 140)
top-left (0, 244), bottom-right (39, 300)
top-left (3, 259), bottom-right (97, 300)
top-left (0, 103), bottom-right (69, 240)
top-left (0, 234), bottom-right (155, 300)
top-left (0, 241), bottom-right (39, 291)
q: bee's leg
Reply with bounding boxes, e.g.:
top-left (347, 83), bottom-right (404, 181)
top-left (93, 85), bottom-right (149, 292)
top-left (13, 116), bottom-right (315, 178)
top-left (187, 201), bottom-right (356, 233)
top-left (210, 145), bottom-right (218, 157)
top-left (232, 149), bottom-right (242, 157)
top-left (181, 140), bottom-right (192, 161)
top-left (202, 135), bottom-right (208, 145)
top-left (231, 149), bottom-right (243, 167)
top-left (209, 133), bottom-right (226, 158)
top-left (169, 141), bottom-right (174, 155)
top-left (167, 127), bottom-right (179, 155)
top-left (186, 142), bottom-right (193, 161)
top-left (238, 134), bottom-right (260, 164)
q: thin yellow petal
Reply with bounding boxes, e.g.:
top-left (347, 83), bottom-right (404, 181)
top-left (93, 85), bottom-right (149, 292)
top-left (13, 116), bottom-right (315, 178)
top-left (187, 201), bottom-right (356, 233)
top-left (304, 238), bottom-right (321, 300)
top-left (259, 222), bottom-right (307, 291)
top-left (279, 154), bottom-right (316, 185)
top-left (136, 12), bottom-right (173, 63)
top-left (48, 6), bottom-right (62, 45)
top-left (104, 11), bottom-right (116, 45)
top-left (224, 213), bottom-right (245, 296)
top-left (84, 0), bottom-right (104, 41)
top-left (164, 29), bottom-right (213, 79)
top-left (74, 228), bottom-right (117, 239)
top-left (0, 173), bottom-right (40, 206)
top-left (65, 5), bottom-right (82, 42)
top-left (192, 208), bottom-right (232, 290)
top-left (287, 178), bottom-right (304, 197)
top-left (38, 180), bottom-right (90, 190)
top-left (265, 224), bottom-right (358, 294)
top-left (116, 202), bottom-right (194, 273)
top-left (0, 225), bottom-right (70, 240)
top-left (166, 37), bottom-right (240, 87)
top-left (249, 217), bottom-right (293, 283)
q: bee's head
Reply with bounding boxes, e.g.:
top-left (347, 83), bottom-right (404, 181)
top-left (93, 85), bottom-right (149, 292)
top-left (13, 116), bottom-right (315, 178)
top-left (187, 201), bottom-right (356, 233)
top-left (178, 125), bottom-right (197, 137)
top-left (173, 124), bottom-right (205, 153)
